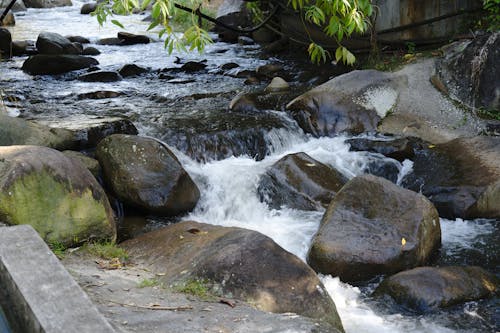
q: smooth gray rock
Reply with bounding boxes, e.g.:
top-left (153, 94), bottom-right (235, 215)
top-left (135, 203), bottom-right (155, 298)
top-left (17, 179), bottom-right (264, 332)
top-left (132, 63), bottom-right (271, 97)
top-left (22, 54), bottom-right (98, 75)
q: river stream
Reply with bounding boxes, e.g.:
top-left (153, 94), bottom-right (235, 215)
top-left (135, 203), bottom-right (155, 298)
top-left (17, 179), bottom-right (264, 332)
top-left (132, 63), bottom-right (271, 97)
top-left (0, 2), bottom-right (498, 332)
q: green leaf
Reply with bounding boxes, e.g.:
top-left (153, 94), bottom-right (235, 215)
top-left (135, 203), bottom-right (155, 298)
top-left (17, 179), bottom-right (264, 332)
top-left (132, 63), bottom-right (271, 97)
top-left (111, 19), bottom-right (125, 28)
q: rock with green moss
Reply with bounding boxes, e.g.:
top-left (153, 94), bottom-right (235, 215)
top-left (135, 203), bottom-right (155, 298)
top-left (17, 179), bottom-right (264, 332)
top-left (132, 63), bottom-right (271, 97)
top-left (308, 174), bottom-right (441, 282)
top-left (96, 134), bottom-right (200, 216)
top-left (62, 150), bottom-right (101, 178)
top-left (122, 221), bottom-right (344, 332)
top-left (374, 266), bottom-right (499, 312)
top-left (0, 145), bottom-right (116, 247)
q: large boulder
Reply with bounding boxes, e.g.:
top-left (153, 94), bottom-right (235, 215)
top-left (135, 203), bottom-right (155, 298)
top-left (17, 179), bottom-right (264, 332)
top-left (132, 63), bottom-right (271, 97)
top-left (308, 174), bottom-right (441, 282)
top-left (374, 266), bottom-right (499, 312)
top-left (0, 28), bottom-right (11, 59)
top-left (23, 0), bottom-right (72, 8)
top-left (258, 152), bottom-right (348, 211)
top-left (122, 221), bottom-right (345, 332)
top-left (435, 32), bottom-right (500, 111)
top-left (36, 32), bottom-right (82, 55)
top-left (96, 134), bottom-right (200, 216)
top-left (286, 70), bottom-right (403, 137)
top-left (80, 2), bottom-right (97, 14)
top-left (402, 136), bottom-right (500, 219)
top-left (22, 54), bottom-right (98, 75)
top-left (0, 114), bottom-right (76, 150)
top-left (0, 146), bottom-right (116, 247)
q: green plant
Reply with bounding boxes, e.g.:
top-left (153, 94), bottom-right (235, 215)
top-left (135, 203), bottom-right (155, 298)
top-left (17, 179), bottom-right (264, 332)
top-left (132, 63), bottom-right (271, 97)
top-left (483, 0), bottom-right (500, 31)
top-left (175, 278), bottom-right (211, 298)
top-left (49, 241), bottom-right (67, 259)
top-left (405, 41), bottom-right (416, 54)
top-left (93, 0), bottom-right (372, 65)
top-left (137, 278), bottom-right (160, 288)
top-left (477, 107), bottom-right (500, 120)
top-left (83, 241), bottom-right (129, 261)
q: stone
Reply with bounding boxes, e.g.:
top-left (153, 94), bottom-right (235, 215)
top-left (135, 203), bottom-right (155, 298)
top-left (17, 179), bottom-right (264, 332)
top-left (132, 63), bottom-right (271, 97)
top-left (80, 2), bottom-right (97, 14)
top-left (11, 40), bottom-right (37, 56)
top-left (22, 54), bottom-right (98, 75)
top-left (402, 136), bottom-right (500, 219)
top-left (0, 12), bottom-right (14, 26)
top-left (215, 0), bottom-right (251, 42)
top-left (287, 70), bottom-right (402, 137)
top-left (181, 60), bottom-right (207, 72)
top-left (264, 76), bottom-right (289, 93)
top-left (77, 90), bottom-right (123, 100)
top-left (308, 174), bottom-right (441, 282)
top-left (117, 31), bottom-right (150, 45)
top-left (78, 70), bottom-right (122, 82)
top-left (97, 37), bottom-right (122, 45)
top-left (0, 28), bottom-right (11, 59)
top-left (23, 0), bottom-right (72, 7)
top-left (237, 36), bottom-right (254, 45)
top-left (1, 1), bottom-right (26, 12)
top-left (62, 150), bottom-right (101, 178)
top-left (0, 114), bottom-right (76, 150)
top-left (122, 221), bottom-right (345, 332)
top-left (96, 134), bottom-right (200, 216)
top-left (256, 63), bottom-right (283, 78)
top-left (436, 33), bottom-right (500, 111)
top-left (345, 137), bottom-right (415, 162)
top-left (34, 115), bottom-right (138, 149)
top-left (258, 152), bottom-right (348, 211)
top-left (220, 62), bottom-right (239, 70)
top-left (36, 32), bottom-right (82, 55)
top-left (374, 266), bottom-right (499, 312)
top-left (118, 64), bottom-right (148, 77)
top-left (82, 46), bottom-right (100, 55)
top-left (66, 35), bottom-right (90, 44)
top-left (0, 146), bottom-right (116, 247)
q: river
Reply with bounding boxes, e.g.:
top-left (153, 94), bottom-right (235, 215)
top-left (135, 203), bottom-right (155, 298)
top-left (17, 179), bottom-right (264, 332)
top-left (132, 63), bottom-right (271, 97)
top-left (0, 2), bottom-right (498, 332)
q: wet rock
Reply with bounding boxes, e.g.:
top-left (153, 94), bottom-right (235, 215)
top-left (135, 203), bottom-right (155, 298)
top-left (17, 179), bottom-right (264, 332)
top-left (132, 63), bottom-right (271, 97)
top-left (256, 63), bottom-right (283, 78)
top-left (346, 137), bottom-right (415, 162)
top-left (363, 156), bottom-right (400, 183)
top-left (22, 54), bottom-right (98, 75)
top-left (264, 76), bottom-right (289, 93)
top-left (252, 26), bottom-right (279, 44)
top-left (308, 174), bottom-right (441, 282)
top-left (97, 37), bottom-right (122, 45)
top-left (1, 1), bottom-right (26, 12)
top-left (0, 145), bottom-right (116, 247)
top-left (181, 60), bottom-right (207, 72)
top-left (117, 31), bottom-right (150, 45)
top-left (35, 115), bottom-right (138, 149)
top-left (77, 90), bottom-right (123, 100)
top-left (258, 153), bottom-right (347, 211)
top-left (215, 0), bottom-right (251, 42)
top-left (119, 64), bottom-right (148, 77)
top-left (62, 150), bottom-right (101, 178)
top-left (96, 134), bottom-right (200, 216)
top-left (436, 33), bottom-right (500, 111)
top-left (237, 36), bottom-right (254, 45)
top-left (0, 113), bottom-right (76, 150)
top-left (220, 62), bottom-right (239, 70)
top-left (0, 12), bottom-right (15, 26)
top-left (402, 136), bottom-right (500, 219)
top-left (80, 2), bottom-right (97, 14)
top-left (23, 0), bottom-right (72, 8)
top-left (374, 266), bottom-right (499, 312)
top-left (12, 39), bottom-right (37, 56)
top-left (36, 32), bottom-right (82, 55)
top-left (0, 28), bottom-right (11, 59)
top-left (122, 221), bottom-right (345, 332)
top-left (78, 70), bottom-right (122, 82)
top-left (228, 69), bottom-right (256, 78)
top-left (66, 35), bottom-right (90, 44)
top-left (82, 46), bottom-right (100, 55)
top-left (287, 70), bottom-right (402, 137)
top-left (229, 93), bottom-right (258, 113)
top-left (244, 76), bottom-right (260, 85)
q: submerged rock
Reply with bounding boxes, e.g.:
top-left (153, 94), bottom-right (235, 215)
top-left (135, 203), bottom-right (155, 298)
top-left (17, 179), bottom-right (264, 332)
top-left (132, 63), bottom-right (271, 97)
top-left (374, 266), bottom-right (499, 312)
top-left (258, 152), bottom-right (347, 211)
top-left (308, 174), bottom-right (441, 282)
top-left (78, 70), bottom-right (122, 82)
top-left (119, 64), bottom-right (148, 77)
top-left (0, 145), bottom-right (116, 247)
top-left (122, 221), bottom-right (345, 332)
top-left (77, 90), bottom-right (123, 100)
top-left (96, 135), bottom-right (200, 216)
top-left (402, 136), bottom-right (500, 219)
top-left (22, 54), bottom-right (98, 75)
top-left (36, 32), bottom-right (82, 55)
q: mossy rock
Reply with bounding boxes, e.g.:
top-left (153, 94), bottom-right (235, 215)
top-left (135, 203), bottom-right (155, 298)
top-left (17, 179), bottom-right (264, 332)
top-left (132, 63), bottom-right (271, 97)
top-left (0, 146), bottom-right (116, 247)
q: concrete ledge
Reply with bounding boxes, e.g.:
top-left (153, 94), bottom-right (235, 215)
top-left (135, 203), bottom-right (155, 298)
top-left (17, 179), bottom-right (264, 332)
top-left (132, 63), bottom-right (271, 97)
top-left (0, 225), bottom-right (115, 333)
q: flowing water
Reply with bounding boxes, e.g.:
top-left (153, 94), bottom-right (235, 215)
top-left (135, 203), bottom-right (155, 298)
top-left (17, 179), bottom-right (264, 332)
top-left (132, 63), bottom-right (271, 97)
top-left (1, 3), bottom-right (498, 332)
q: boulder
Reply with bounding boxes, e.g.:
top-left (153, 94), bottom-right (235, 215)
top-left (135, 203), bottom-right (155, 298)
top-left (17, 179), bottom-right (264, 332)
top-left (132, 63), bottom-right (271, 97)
top-left (374, 266), bottom-right (499, 312)
top-left (0, 114), bottom-right (76, 150)
top-left (117, 31), bottom-right (150, 45)
top-left (256, 64), bottom-right (283, 79)
top-left (215, 0), bottom-right (251, 42)
top-left (287, 70), bottom-right (402, 137)
top-left (82, 46), bottom-right (100, 55)
top-left (12, 39), bottom-right (37, 56)
top-left (258, 153), bottom-right (347, 211)
top-left (36, 32), bottom-right (82, 55)
top-left (402, 136), bottom-right (500, 219)
top-left (66, 35), bottom-right (90, 44)
top-left (264, 77), bottom-right (289, 93)
top-left (436, 33), bottom-right (500, 111)
top-left (308, 174), bottom-right (441, 282)
top-left (80, 2), bottom-right (97, 14)
top-left (62, 150), bottom-right (101, 178)
top-left (96, 134), bottom-right (200, 216)
top-left (23, 0), bottom-right (71, 7)
top-left (118, 64), bottom-right (148, 77)
top-left (181, 60), bottom-right (207, 72)
top-left (22, 54), bottom-right (98, 75)
top-left (78, 70), bottom-right (122, 82)
top-left (122, 221), bottom-right (345, 332)
top-left (0, 146), bottom-right (116, 247)
top-left (0, 12), bottom-right (15, 26)
top-left (34, 115), bottom-right (138, 149)
top-left (97, 37), bottom-right (122, 45)
top-left (345, 137), bottom-right (415, 162)
top-left (0, 28), bottom-right (11, 59)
